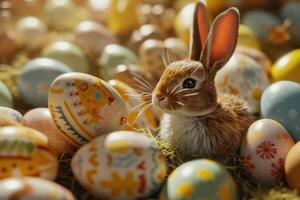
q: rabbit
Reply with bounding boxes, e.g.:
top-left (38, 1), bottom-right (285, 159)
top-left (151, 1), bottom-right (254, 163)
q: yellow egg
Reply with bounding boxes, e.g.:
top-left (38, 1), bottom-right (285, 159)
top-left (271, 49), bottom-right (300, 83)
top-left (237, 24), bottom-right (261, 50)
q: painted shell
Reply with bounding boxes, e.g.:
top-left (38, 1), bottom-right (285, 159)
top-left (160, 159), bottom-right (237, 200)
top-left (109, 80), bottom-right (158, 131)
top-left (240, 119), bottom-right (294, 186)
top-left (215, 53), bottom-right (270, 113)
top-left (72, 131), bottom-right (167, 200)
top-left (18, 58), bottom-right (72, 107)
top-left (0, 107), bottom-right (22, 123)
top-left (0, 177), bottom-right (75, 200)
top-left (0, 126), bottom-right (58, 180)
top-left (48, 72), bottom-right (127, 147)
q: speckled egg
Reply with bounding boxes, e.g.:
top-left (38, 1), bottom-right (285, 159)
top-left (0, 81), bottom-right (13, 107)
top-left (0, 126), bottom-right (58, 180)
top-left (285, 141), bottom-right (300, 192)
top-left (48, 72), bottom-right (127, 147)
top-left (42, 41), bottom-right (89, 73)
top-left (271, 49), bottom-right (300, 83)
top-left (22, 108), bottom-right (76, 155)
top-left (240, 119), bottom-right (294, 185)
top-left (0, 177), bottom-right (75, 200)
top-left (99, 44), bottom-right (139, 80)
top-left (237, 24), bottom-right (261, 49)
top-left (74, 20), bottom-right (118, 56)
top-left (15, 16), bottom-right (47, 49)
top-left (0, 107), bottom-right (22, 122)
top-left (260, 81), bottom-right (300, 141)
top-left (72, 131), bottom-right (167, 200)
top-left (108, 80), bottom-right (158, 131)
top-left (159, 159), bottom-right (237, 200)
top-left (18, 58), bottom-right (72, 107)
top-left (215, 53), bottom-right (270, 113)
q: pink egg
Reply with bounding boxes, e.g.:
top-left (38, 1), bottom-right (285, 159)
top-left (22, 108), bottom-right (75, 155)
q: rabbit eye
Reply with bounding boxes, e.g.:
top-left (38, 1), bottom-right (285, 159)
top-left (182, 78), bottom-right (197, 89)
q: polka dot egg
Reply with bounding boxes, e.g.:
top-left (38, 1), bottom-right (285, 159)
top-left (160, 159), bottom-right (237, 200)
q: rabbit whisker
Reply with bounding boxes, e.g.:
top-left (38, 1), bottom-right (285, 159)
top-left (170, 82), bottom-right (181, 95)
top-left (161, 50), bottom-right (168, 67)
top-left (166, 49), bottom-right (172, 65)
top-left (175, 101), bottom-right (185, 106)
top-left (174, 88), bottom-right (190, 95)
top-left (182, 92), bottom-right (199, 97)
top-left (132, 84), bottom-right (153, 93)
top-left (170, 103), bottom-right (174, 112)
top-left (132, 103), bottom-right (152, 125)
top-left (130, 71), bottom-right (154, 90)
top-left (130, 100), bottom-right (151, 112)
top-left (133, 77), bottom-right (153, 92)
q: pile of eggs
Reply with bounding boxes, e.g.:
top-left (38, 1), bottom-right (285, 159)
top-left (0, 0), bottom-right (300, 199)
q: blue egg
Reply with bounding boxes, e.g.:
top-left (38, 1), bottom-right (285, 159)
top-left (159, 159), bottom-right (237, 200)
top-left (280, 2), bottom-right (300, 45)
top-left (0, 81), bottom-right (13, 107)
top-left (242, 10), bottom-right (281, 41)
top-left (18, 58), bottom-right (72, 107)
top-left (260, 81), bottom-right (300, 141)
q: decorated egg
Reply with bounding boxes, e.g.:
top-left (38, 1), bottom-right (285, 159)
top-left (0, 107), bottom-right (22, 122)
top-left (22, 108), bottom-right (76, 155)
top-left (271, 49), bottom-right (300, 83)
top-left (74, 20), bottom-right (118, 56)
top-left (18, 58), bottom-right (72, 107)
top-left (280, 1), bottom-right (300, 45)
top-left (236, 46), bottom-right (272, 75)
top-left (215, 53), bottom-right (270, 113)
top-left (42, 41), bottom-right (90, 73)
top-left (237, 24), bottom-right (261, 50)
top-left (48, 72), bottom-right (127, 147)
top-left (108, 0), bottom-right (140, 36)
top-left (44, 0), bottom-right (79, 30)
top-left (260, 81), bottom-right (300, 141)
top-left (240, 119), bottom-right (294, 185)
top-left (0, 81), bottom-right (13, 107)
top-left (159, 159), bottom-right (237, 200)
top-left (0, 177), bottom-right (75, 200)
top-left (108, 80), bottom-right (158, 131)
top-left (15, 16), bottom-right (47, 49)
top-left (242, 10), bottom-right (281, 41)
top-left (0, 126), bottom-right (58, 180)
top-left (88, 0), bottom-right (110, 22)
top-left (99, 44), bottom-right (139, 80)
top-left (0, 113), bottom-right (20, 127)
top-left (285, 141), bottom-right (300, 192)
top-left (72, 131), bottom-right (166, 200)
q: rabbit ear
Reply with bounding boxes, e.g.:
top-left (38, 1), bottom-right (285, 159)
top-left (189, 1), bottom-right (210, 61)
top-left (200, 8), bottom-right (239, 77)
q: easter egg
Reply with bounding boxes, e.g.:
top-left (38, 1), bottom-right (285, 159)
top-left (88, 0), bottom-right (110, 22)
top-left (0, 81), bottom-right (13, 107)
top-left (237, 24), bottom-right (261, 49)
top-left (108, 0), bottom-right (140, 35)
top-left (44, 0), bottom-right (78, 30)
top-left (74, 20), bottom-right (118, 56)
top-left (72, 131), bottom-right (167, 200)
top-left (280, 1), bottom-right (300, 45)
top-left (240, 119), bottom-right (294, 185)
top-left (48, 72), bottom-right (127, 147)
top-left (0, 107), bottom-right (22, 122)
top-left (215, 53), bottom-right (270, 113)
top-left (0, 126), bottom-right (58, 180)
top-left (0, 177), bottom-right (75, 200)
top-left (160, 159), bottom-right (237, 200)
top-left (236, 46), bottom-right (272, 75)
top-left (260, 81), bottom-right (300, 141)
top-left (242, 10), bottom-right (281, 41)
top-left (99, 44), bottom-right (139, 80)
top-left (15, 16), bottom-right (47, 49)
top-left (285, 141), bottom-right (300, 191)
top-left (18, 58), bottom-right (72, 107)
top-left (0, 31), bottom-right (18, 57)
top-left (271, 49), bottom-right (300, 83)
top-left (42, 41), bottom-right (90, 73)
top-left (22, 108), bottom-right (76, 155)
top-left (108, 80), bottom-right (158, 131)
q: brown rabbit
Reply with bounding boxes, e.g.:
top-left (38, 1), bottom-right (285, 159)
top-left (152, 2), bottom-right (254, 163)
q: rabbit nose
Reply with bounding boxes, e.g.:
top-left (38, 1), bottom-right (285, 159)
top-left (152, 95), bottom-right (168, 107)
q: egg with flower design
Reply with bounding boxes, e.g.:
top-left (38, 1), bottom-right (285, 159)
top-left (48, 72), bottom-right (127, 147)
top-left (72, 131), bottom-right (167, 200)
top-left (159, 159), bottom-right (237, 200)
